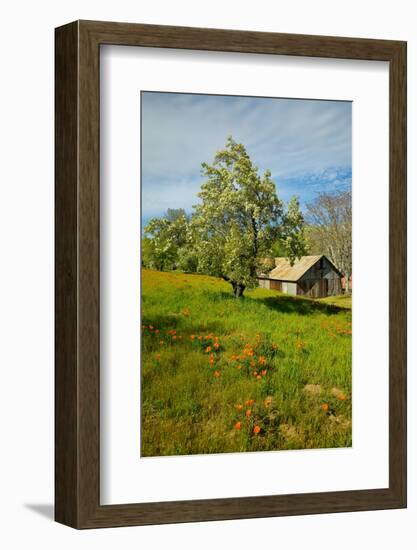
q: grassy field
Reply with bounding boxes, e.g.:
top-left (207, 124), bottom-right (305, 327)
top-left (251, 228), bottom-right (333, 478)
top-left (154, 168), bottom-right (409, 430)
top-left (141, 269), bottom-right (352, 457)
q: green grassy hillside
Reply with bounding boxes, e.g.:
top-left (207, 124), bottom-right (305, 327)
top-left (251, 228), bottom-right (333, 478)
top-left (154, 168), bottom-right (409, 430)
top-left (141, 269), bottom-right (352, 456)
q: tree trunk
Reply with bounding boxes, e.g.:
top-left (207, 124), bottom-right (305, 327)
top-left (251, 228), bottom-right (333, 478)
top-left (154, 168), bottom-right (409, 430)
top-left (231, 281), bottom-right (245, 298)
top-left (344, 271), bottom-right (351, 295)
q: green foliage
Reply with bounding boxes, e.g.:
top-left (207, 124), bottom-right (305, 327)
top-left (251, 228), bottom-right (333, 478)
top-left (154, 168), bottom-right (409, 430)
top-left (143, 209), bottom-right (189, 271)
top-left (141, 269), bottom-right (352, 457)
top-left (191, 137), bottom-right (307, 296)
top-left (142, 138), bottom-right (308, 295)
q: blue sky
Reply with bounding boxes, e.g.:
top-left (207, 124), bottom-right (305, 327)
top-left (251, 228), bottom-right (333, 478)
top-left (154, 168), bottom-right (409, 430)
top-left (141, 91), bottom-right (352, 224)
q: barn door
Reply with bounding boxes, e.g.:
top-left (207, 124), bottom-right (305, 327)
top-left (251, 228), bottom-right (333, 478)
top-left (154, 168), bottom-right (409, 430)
top-left (270, 280), bottom-right (282, 291)
top-left (319, 279), bottom-right (328, 297)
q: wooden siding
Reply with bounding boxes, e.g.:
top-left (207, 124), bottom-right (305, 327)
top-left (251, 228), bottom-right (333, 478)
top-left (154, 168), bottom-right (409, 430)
top-left (270, 280), bottom-right (282, 291)
top-left (297, 257), bottom-right (342, 297)
top-left (260, 256), bottom-right (343, 298)
top-left (258, 278), bottom-right (270, 290)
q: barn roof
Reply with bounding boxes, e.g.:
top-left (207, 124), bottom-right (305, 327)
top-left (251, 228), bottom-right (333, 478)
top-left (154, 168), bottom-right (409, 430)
top-left (264, 255), bottom-right (342, 282)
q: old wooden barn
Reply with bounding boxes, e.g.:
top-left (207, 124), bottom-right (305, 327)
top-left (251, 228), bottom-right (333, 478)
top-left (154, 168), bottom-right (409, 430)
top-left (258, 255), bottom-right (343, 298)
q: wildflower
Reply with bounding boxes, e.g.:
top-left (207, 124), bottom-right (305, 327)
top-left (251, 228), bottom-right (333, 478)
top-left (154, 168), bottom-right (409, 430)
top-left (338, 393), bottom-right (346, 401)
top-left (206, 346), bottom-right (212, 353)
top-left (149, 325), bottom-right (154, 330)
top-left (190, 334), bottom-right (196, 340)
top-left (236, 365), bottom-right (242, 370)
top-left (261, 370), bottom-right (267, 376)
top-left (259, 356), bottom-right (267, 365)
top-left (213, 371), bottom-right (221, 378)
top-left (155, 353), bottom-right (161, 361)
top-left (235, 422), bottom-right (241, 430)
top-left (245, 399), bottom-right (255, 406)
top-left (256, 375), bottom-right (262, 380)
top-left (172, 335), bottom-right (177, 340)
top-left (159, 341), bottom-right (164, 346)
top-left (198, 336), bottom-right (203, 341)
top-left (253, 425), bottom-right (261, 435)
top-left (154, 329), bottom-right (159, 334)
top-left (214, 342), bottom-right (220, 349)
top-left (264, 398), bottom-right (271, 407)
top-left (250, 361), bottom-right (256, 368)
top-left (246, 409), bottom-right (251, 417)
top-left (322, 403), bottom-right (329, 412)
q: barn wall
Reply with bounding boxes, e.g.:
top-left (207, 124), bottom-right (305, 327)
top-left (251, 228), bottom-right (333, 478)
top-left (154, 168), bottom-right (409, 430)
top-left (258, 278), bottom-right (270, 290)
top-left (286, 282), bottom-right (297, 295)
top-left (298, 257), bottom-right (342, 297)
top-left (270, 280), bottom-right (282, 291)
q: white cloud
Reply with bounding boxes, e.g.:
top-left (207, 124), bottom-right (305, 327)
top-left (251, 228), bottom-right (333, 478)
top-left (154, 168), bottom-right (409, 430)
top-left (141, 92), bottom-right (352, 217)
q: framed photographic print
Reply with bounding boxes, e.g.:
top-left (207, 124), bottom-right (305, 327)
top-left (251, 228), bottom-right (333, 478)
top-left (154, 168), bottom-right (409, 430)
top-left (55, 20), bottom-right (407, 528)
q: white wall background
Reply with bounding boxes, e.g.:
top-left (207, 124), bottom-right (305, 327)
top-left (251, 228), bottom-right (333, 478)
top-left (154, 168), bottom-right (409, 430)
top-left (0, 0), bottom-right (415, 547)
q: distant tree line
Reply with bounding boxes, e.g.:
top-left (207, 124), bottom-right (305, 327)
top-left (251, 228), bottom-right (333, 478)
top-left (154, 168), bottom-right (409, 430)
top-left (305, 190), bottom-right (352, 294)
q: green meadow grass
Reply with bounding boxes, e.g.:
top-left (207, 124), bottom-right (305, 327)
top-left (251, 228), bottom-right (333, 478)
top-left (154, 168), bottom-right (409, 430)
top-left (141, 269), bottom-right (352, 457)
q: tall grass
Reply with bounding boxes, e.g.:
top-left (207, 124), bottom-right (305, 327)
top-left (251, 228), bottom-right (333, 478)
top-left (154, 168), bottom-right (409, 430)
top-left (141, 269), bottom-right (352, 456)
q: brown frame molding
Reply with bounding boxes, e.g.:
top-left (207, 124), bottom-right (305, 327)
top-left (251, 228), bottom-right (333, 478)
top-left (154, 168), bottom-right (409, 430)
top-left (55, 20), bottom-right (407, 529)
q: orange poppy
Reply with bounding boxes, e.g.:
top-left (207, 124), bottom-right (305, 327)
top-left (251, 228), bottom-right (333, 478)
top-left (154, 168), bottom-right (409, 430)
top-left (253, 425), bottom-right (261, 435)
top-left (236, 404), bottom-right (243, 411)
top-left (206, 346), bottom-right (212, 353)
top-left (322, 403), bottom-right (329, 412)
top-left (246, 409), bottom-right (251, 417)
top-left (235, 422), bottom-right (241, 430)
top-left (213, 371), bottom-right (220, 378)
top-left (261, 370), bottom-right (267, 376)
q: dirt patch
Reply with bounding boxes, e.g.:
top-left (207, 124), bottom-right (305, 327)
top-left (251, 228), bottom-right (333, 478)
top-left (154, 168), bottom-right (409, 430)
top-left (331, 387), bottom-right (347, 400)
top-left (280, 423), bottom-right (303, 443)
top-left (303, 384), bottom-right (322, 396)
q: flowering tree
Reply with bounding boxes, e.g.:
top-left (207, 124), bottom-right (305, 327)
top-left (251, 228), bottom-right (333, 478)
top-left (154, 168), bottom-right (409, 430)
top-left (192, 137), bottom-right (307, 297)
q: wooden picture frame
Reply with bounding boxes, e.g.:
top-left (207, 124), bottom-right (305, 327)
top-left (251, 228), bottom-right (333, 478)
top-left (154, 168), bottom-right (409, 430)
top-left (55, 20), bottom-right (407, 529)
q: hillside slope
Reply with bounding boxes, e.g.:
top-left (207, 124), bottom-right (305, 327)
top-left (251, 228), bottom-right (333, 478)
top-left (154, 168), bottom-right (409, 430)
top-left (141, 269), bottom-right (352, 456)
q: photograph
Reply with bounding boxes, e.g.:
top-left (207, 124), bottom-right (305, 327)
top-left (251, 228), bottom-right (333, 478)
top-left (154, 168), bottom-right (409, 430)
top-left (140, 91), bottom-right (352, 457)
